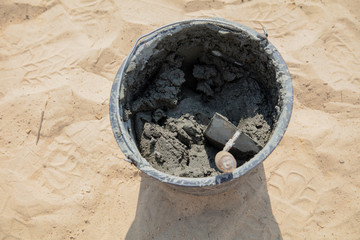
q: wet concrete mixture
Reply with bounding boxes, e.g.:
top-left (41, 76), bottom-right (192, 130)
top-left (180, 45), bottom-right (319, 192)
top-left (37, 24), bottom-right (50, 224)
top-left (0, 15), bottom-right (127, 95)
top-left (123, 24), bottom-right (280, 177)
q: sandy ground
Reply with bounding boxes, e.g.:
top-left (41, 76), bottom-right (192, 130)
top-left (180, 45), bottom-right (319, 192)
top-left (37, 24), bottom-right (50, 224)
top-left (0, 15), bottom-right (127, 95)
top-left (0, 0), bottom-right (359, 239)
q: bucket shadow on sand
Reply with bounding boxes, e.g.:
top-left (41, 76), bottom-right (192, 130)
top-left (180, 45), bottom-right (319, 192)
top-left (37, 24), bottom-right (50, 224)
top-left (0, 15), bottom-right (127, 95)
top-left (126, 163), bottom-right (282, 240)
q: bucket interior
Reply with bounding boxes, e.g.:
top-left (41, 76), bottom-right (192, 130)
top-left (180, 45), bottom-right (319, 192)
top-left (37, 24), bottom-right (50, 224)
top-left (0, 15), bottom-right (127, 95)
top-left (120, 22), bottom-right (283, 178)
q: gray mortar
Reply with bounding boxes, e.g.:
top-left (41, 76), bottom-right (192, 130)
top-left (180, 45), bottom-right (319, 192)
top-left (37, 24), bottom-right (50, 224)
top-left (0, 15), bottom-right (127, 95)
top-left (122, 23), bottom-right (281, 178)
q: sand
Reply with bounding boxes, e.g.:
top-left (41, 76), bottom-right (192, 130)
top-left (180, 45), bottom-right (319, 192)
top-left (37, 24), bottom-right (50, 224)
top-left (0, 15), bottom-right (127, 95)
top-left (0, 0), bottom-right (359, 239)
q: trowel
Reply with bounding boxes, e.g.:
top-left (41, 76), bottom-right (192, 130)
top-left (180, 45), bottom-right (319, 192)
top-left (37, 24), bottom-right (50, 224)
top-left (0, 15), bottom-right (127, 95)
top-left (204, 113), bottom-right (261, 173)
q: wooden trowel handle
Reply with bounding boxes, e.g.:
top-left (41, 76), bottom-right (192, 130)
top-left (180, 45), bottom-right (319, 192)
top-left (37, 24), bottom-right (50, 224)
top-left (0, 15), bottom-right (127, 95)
top-left (215, 151), bottom-right (236, 173)
top-left (223, 130), bottom-right (241, 152)
top-left (215, 130), bottom-right (240, 173)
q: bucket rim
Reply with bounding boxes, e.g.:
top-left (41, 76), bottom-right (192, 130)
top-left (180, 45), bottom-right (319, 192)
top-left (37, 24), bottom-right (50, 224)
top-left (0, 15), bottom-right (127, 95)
top-left (109, 18), bottom-right (293, 188)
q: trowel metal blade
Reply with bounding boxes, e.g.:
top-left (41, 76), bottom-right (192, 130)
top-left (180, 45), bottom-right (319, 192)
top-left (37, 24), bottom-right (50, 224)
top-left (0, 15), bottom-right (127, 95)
top-left (204, 113), bottom-right (261, 153)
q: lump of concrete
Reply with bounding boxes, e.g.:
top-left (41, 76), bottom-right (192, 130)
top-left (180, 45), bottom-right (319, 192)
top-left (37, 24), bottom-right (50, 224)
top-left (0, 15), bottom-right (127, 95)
top-left (132, 68), bottom-right (186, 112)
top-left (141, 128), bottom-right (189, 171)
top-left (152, 109), bottom-right (166, 123)
top-left (193, 64), bottom-right (217, 80)
top-left (193, 65), bottom-right (218, 97)
top-left (166, 114), bottom-right (204, 144)
top-left (134, 112), bottom-right (152, 142)
top-left (196, 81), bottom-right (214, 97)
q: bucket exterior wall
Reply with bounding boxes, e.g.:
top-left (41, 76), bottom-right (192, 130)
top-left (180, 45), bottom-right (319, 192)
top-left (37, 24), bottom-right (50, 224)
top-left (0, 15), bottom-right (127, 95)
top-left (109, 18), bottom-right (293, 195)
